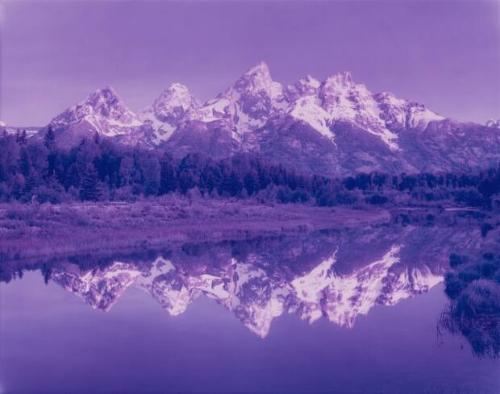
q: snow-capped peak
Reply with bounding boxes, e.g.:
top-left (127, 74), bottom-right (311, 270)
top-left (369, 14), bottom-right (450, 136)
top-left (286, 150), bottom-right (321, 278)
top-left (87, 86), bottom-right (121, 110)
top-left (194, 62), bottom-right (287, 139)
top-left (319, 72), bottom-right (400, 149)
top-left (139, 83), bottom-right (199, 144)
top-left (153, 83), bottom-right (198, 121)
top-left (84, 86), bottom-right (139, 123)
top-left (235, 62), bottom-right (273, 89)
top-left (229, 61), bottom-right (284, 101)
top-left (50, 86), bottom-right (142, 136)
top-left (246, 61), bottom-right (271, 75)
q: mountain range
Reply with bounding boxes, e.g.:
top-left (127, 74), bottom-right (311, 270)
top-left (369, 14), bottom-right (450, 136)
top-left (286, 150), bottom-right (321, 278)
top-left (4, 62), bottom-right (500, 176)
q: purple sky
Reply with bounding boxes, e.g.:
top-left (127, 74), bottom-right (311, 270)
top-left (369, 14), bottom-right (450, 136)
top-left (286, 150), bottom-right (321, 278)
top-left (1, 1), bottom-right (499, 126)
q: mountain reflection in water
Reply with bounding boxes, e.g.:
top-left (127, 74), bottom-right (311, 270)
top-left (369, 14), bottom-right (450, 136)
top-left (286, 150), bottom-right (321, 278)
top-left (2, 222), bottom-right (487, 338)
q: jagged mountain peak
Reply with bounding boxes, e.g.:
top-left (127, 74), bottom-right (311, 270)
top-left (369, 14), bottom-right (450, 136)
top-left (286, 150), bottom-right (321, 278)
top-left (139, 82), bottom-right (200, 144)
top-left (230, 61), bottom-right (283, 100)
top-left (85, 86), bottom-right (133, 117)
top-left (191, 62), bottom-right (287, 138)
top-left (50, 86), bottom-right (140, 134)
top-left (299, 75), bottom-right (321, 89)
top-left (68, 86), bottom-right (124, 112)
top-left (324, 71), bottom-right (354, 87)
top-left (321, 71), bottom-right (371, 101)
top-left (317, 72), bottom-right (402, 149)
top-left (152, 82), bottom-right (198, 120)
top-left (88, 85), bottom-right (120, 101)
top-left (245, 61), bottom-right (271, 77)
top-left (157, 82), bottom-right (195, 102)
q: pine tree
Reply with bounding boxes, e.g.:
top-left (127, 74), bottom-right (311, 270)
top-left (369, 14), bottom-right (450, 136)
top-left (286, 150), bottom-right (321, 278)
top-left (44, 127), bottom-right (56, 150)
top-left (79, 165), bottom-right (101, 201)
top-left (16, 129), bottom-right (27, 145)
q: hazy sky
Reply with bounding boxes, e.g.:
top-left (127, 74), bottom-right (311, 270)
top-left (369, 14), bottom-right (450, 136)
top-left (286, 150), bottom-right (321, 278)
top-left (1, 0), bottom-right (499, 126)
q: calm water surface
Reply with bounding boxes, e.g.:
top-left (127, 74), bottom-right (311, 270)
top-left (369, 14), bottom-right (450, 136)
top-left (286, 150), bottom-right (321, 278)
top-left (1, 224), bottom-right (499, 393)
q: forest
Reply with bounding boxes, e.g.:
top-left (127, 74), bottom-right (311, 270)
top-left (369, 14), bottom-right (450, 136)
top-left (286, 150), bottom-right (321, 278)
top-left (1, 129), bottom-right (500, 208)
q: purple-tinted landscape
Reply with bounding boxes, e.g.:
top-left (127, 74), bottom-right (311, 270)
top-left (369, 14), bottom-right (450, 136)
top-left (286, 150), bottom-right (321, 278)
top-left (1, 1), bottom-right (499, 393)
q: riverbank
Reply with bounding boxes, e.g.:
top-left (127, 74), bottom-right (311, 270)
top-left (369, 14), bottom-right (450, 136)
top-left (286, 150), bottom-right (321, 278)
top-left (0, 197), bottom-right (390, 262)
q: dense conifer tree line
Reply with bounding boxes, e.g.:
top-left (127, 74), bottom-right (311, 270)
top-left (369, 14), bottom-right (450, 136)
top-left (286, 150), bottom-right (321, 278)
top-left (1, 130), bottom-right (500, 207)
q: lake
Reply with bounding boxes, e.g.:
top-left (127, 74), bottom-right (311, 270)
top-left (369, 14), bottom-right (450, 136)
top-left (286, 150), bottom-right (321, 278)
top-left (1, 221), bottom-right (499, 393)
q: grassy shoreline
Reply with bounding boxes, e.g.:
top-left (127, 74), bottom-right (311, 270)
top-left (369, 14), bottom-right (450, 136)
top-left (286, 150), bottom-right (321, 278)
top-left (0, 198), bottom-right (390, 262)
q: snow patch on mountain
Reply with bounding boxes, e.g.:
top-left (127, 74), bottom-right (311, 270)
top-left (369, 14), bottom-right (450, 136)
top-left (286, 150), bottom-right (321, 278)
top-left (290, 96), bottom-right (334, 139)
